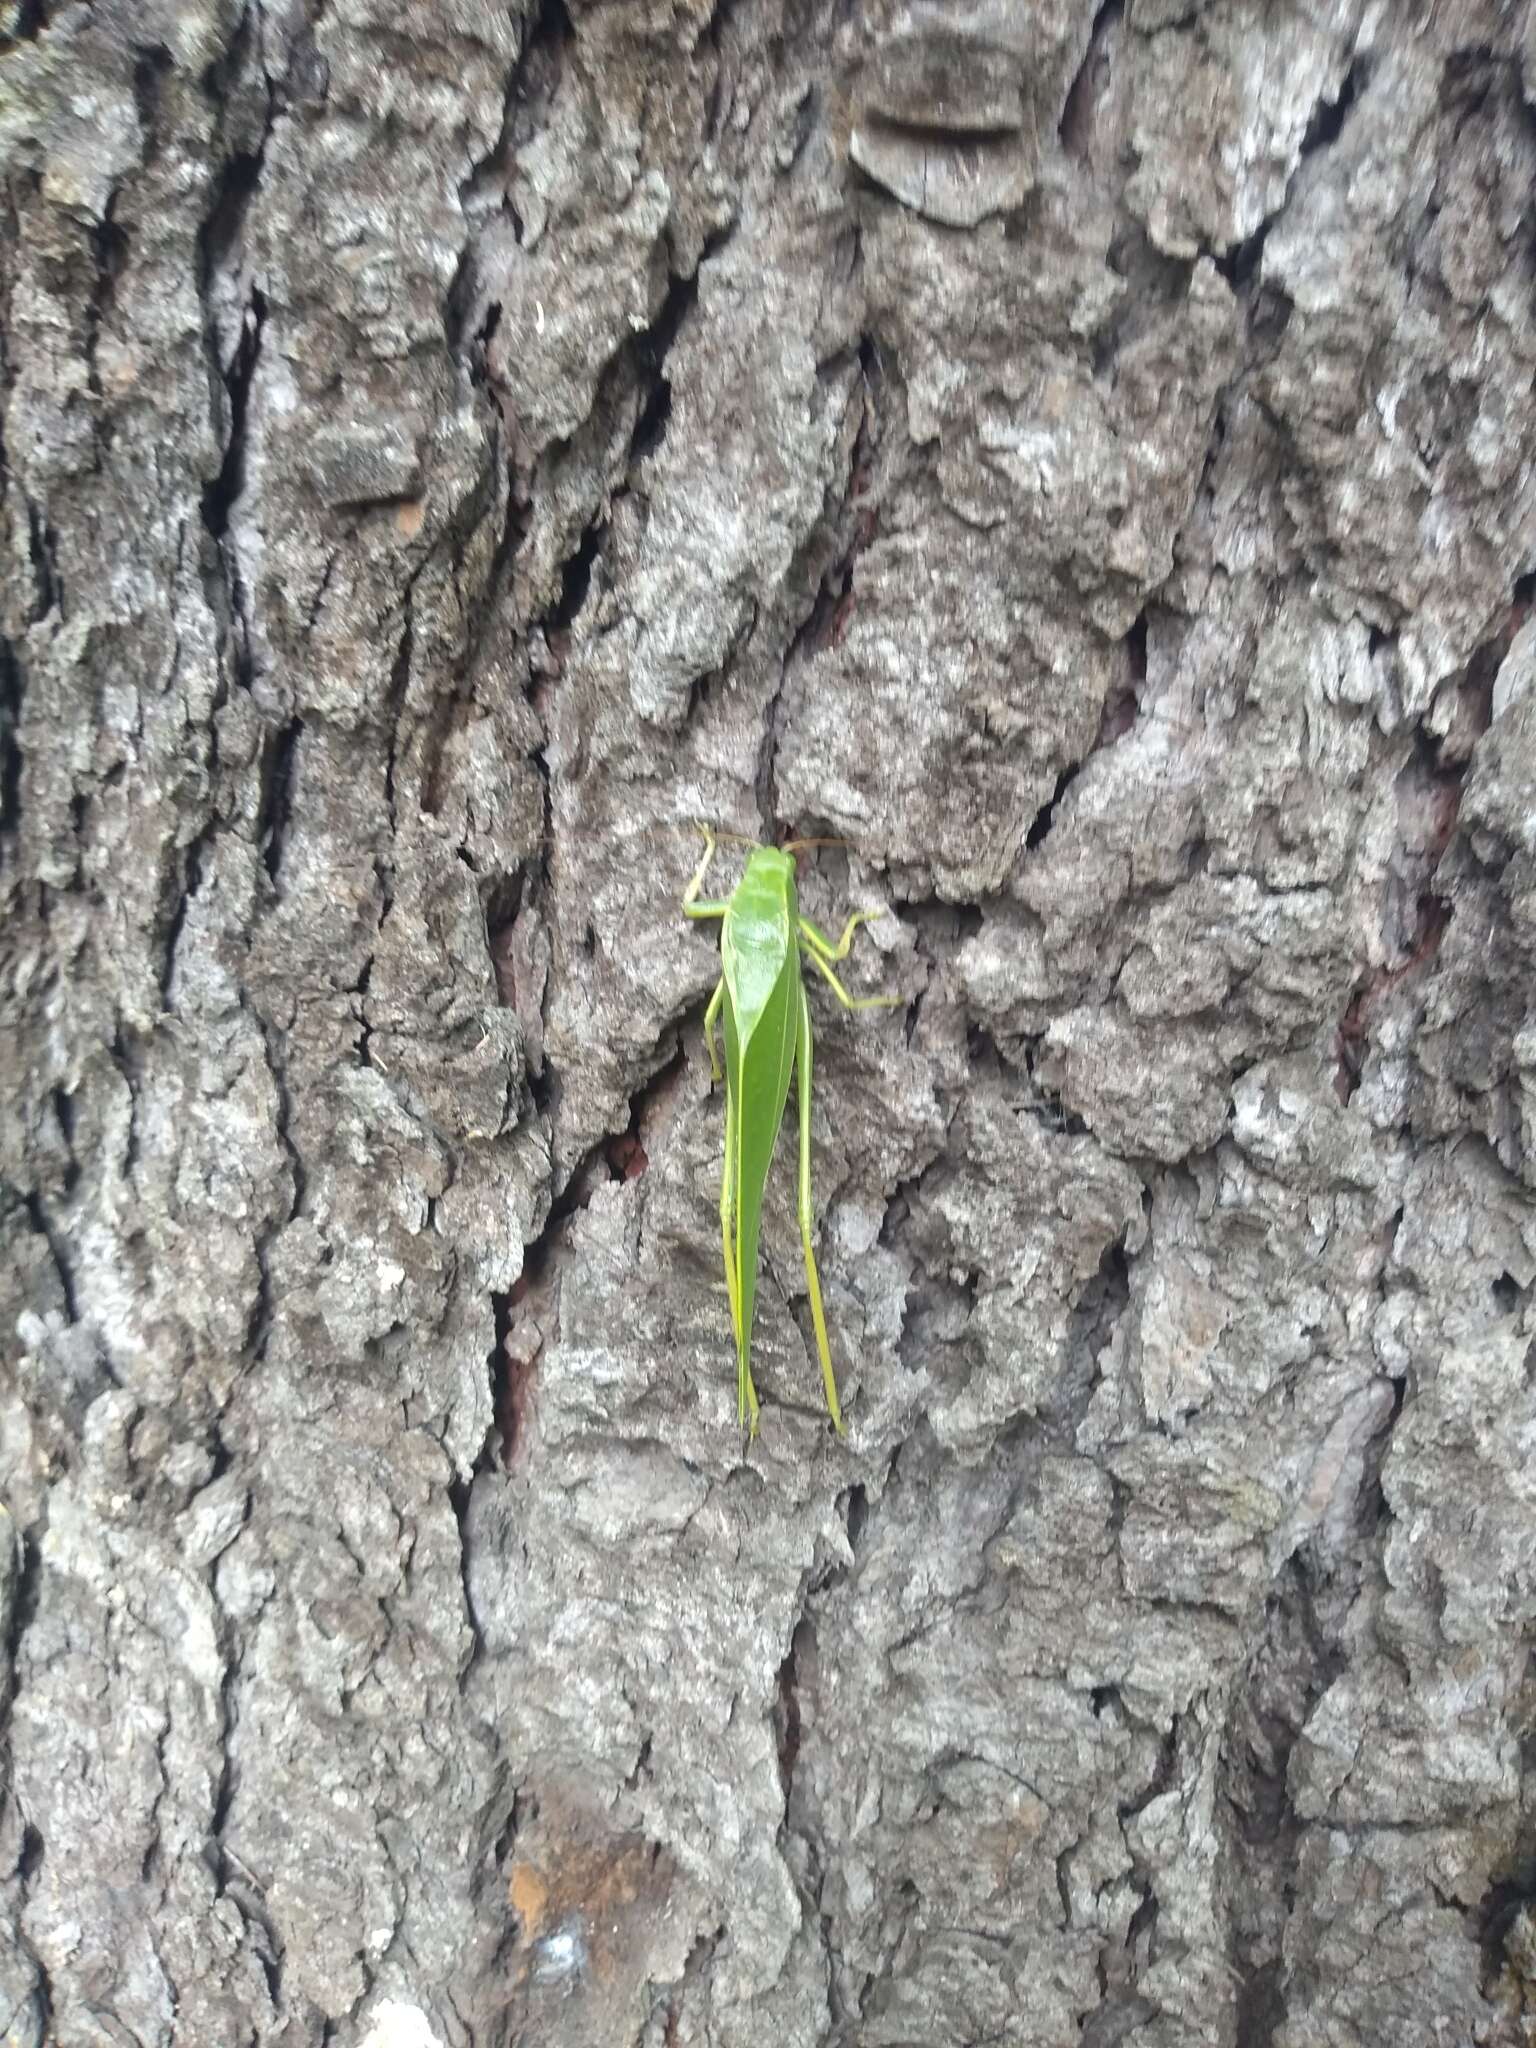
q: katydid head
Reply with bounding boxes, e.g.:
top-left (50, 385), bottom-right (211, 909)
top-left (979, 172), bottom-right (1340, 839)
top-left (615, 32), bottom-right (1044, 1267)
top-left (744, 843), bottom-right (796, 886)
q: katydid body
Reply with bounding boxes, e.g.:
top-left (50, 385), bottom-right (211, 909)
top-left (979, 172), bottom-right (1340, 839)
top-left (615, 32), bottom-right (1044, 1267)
top-left (684, 828), bottom-right (897, 1437)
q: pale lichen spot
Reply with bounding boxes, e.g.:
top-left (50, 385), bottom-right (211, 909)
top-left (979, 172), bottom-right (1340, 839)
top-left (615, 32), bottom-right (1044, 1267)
top-left (358, 1998), bottom-right (445, 2048)
top-left (532, 1918), bottom-right (589, 1983)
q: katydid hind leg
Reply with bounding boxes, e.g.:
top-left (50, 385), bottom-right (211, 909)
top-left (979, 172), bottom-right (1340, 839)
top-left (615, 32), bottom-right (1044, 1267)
top-left (796, 984), bottom-right (847, 1436)
top-left (720, 1068), bottom-right (759, 1435)
top-left (703, 977), bottom-right (725, 1083)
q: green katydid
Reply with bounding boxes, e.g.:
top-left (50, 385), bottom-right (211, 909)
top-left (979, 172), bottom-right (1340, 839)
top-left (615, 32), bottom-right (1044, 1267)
top-left (683, 826), bottom-right (899, 1438)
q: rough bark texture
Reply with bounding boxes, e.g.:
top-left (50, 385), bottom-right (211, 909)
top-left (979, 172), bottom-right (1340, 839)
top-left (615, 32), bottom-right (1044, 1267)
top-left (4, 1), bottom-right (1536, 2044)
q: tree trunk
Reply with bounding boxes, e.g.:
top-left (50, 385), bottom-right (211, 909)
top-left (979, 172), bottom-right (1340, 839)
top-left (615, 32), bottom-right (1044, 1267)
top-left (4, 2), bottom-right (1536, 2043)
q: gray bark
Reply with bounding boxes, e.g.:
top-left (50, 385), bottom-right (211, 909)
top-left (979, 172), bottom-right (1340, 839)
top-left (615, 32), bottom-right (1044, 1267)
top-left (3, 1), bottom-right (1536, 2043)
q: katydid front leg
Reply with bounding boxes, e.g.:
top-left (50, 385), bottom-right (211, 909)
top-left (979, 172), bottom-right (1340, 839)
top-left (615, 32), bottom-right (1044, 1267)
top-left (798, 909), bottom-right (902, 1013)
top-left (801, 940), bottom-right (903, 1013)
top-left (798, 907), bottom-right (882, 961)
top-left (683, 825), bottom-right (730, 920)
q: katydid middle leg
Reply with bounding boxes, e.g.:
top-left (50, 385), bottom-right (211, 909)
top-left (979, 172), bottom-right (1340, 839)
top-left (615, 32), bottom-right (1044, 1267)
top-left (795, 984), bottom-right (847, 1436)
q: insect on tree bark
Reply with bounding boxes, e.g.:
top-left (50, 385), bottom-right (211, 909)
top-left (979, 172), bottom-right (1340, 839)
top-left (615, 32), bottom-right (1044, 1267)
top-left (683, 828), bottom-right (898, 1435)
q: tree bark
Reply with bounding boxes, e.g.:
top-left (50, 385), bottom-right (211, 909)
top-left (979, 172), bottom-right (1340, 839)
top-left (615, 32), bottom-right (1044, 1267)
top-left (4, 2), bottom-right (1536, 2043)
